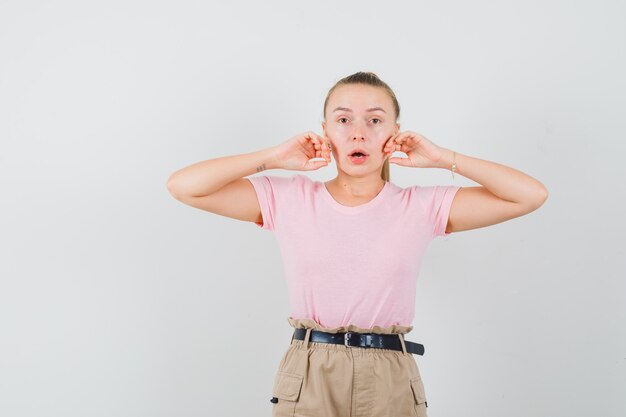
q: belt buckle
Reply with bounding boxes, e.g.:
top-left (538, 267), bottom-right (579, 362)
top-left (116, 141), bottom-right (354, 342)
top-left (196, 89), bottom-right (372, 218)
top-left (344, 332), bottom-right (373, 348)
top-left (344, 332), bottom-right (356, 348)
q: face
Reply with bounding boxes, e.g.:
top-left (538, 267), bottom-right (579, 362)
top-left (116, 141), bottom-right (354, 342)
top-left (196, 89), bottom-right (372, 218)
top-left (322, 84), bottom-right (399, 175)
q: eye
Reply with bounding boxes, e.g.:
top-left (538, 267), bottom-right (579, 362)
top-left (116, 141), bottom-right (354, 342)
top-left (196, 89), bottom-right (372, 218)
top-left (338, 117), bottom-right (349, 123)
top-left (372, 118), bottom-right (382, 124)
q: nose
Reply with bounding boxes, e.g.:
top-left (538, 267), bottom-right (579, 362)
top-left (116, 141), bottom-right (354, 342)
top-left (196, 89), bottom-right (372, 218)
top-left (351, 123), bottom-right (366, 142)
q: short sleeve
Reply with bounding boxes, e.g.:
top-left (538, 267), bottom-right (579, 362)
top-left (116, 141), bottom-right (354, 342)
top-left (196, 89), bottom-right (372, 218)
top-left (246, 175), bottom-right (294, 231)
top-left (421, 185), bottom-right (462, 237)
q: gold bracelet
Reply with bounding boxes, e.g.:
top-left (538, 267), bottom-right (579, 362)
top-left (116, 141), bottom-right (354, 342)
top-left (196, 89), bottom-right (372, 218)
top-left (450, 151), bottom-right (457, 179)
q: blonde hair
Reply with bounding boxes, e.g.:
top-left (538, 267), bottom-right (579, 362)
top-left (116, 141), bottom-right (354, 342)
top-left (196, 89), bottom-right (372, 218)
top-left (323, 71), bottom-right (400, 182)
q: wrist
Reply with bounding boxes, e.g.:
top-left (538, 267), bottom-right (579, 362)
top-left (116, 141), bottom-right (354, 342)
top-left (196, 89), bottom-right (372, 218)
top-left (260, 146), bottom-right (281, 170)
top-left (435, 147), bottom-right (454, 169)
top-left (436, 147), bottom-right (459, 179)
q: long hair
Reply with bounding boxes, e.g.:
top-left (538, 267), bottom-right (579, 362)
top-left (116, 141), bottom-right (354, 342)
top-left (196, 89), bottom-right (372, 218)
top-left (323, 72), bottom-right (400, 182)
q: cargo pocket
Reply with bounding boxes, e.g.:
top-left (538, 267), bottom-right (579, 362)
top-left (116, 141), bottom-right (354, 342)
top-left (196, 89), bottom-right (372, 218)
top-left (410, 376), bottom-right (429, 417)
top-left (270, 370), bottom-right (304, 417)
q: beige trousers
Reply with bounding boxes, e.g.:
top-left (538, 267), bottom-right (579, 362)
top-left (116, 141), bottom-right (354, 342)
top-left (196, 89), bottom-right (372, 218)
top-left (270, 317), bottom-right (429, 417)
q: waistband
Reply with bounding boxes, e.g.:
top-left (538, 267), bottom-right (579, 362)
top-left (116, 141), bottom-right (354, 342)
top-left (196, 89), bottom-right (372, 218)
top-left (291, 327), bottom-right (425, 356)
top-left (287, 316), bottom-right (414, 335)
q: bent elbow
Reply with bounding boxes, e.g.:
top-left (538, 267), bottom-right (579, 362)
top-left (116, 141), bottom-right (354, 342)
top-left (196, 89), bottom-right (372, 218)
top-left (532, 181), bottom-right (548, 202)
top-left (166, 176), bottom-right (184, 200)
top-left (528, 187), bottom-right (549, 211)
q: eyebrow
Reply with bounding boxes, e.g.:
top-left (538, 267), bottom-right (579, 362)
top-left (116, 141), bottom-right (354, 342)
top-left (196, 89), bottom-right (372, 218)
top-left (332, 106), bottom-right (387, 113)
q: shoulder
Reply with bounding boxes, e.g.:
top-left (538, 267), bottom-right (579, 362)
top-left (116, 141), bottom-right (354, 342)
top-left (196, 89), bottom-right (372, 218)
top-left (404, 183), bottom-right (461, 208)
top-left (247, 173), bottom-right (314, 194)
top-left (408, 183), bottom-right (461, 196)
top-left (247, 173), bottom-right (301, 187)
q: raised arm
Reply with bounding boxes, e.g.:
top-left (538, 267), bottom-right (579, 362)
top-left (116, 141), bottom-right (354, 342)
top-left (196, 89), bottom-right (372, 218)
top-left (166, 131), bottom-right (331, 225)
top-left (435, 148), bottom-right (549, 234)
top-left (381, 131), bottom-right (548, 235)
top-left (166, 147), bottom-right (279, 224)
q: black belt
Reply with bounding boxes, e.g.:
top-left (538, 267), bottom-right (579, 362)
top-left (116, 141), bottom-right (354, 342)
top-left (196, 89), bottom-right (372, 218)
top-left (292, 328), bottom-right (425, 356)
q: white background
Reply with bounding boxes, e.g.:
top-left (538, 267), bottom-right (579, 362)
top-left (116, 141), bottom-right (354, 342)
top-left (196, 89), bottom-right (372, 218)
top-left (1, 1), bottom-right (624, 416)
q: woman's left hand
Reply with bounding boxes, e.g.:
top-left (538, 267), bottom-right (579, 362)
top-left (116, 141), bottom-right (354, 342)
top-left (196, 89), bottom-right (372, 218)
top-left (383, 131), bottom-right (445, 168)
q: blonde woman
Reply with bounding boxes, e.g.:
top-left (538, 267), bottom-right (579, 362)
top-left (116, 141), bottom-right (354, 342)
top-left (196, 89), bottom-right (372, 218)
top-left (167, 72), bottom-right (548, 417)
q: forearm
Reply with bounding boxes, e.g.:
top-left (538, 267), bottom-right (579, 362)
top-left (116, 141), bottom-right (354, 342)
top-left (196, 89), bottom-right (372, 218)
top-left (166, 146), bottom-right (279, 198)
top-left (435, 148), bottom-right (548, 206)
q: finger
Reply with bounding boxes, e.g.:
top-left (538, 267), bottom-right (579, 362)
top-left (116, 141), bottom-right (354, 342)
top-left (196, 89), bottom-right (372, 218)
top-left (383, 133), bottom-right (399, 155)
top-left (306, 131), bottom-right (321, 146)
top-left (383, 137), bottom-right (396, 157)
top-left (318, 138), bottom-right (328, 160)
top-left (309, 133), bottom-right (320, 147)
top-left (313, 138), bottom-right (321, 157)
top-left (306, 159), bottom-right (329, 170)
top-left (320, 134), bottom-right (332, 161)
top-left (394, 132), bottom-right (407, 144)
top-left (400, 132), bottom-right (413, 143)
top-left (306, 133), bottom-right (323, 157)
top-left (306, 132), bottom-right (326, 160)
top-left (387, 133), bottom-right (403, 156)
top-left (384, 143), bottom-right (395, 158)
top-left (303, 133), bottom-right (315, 148)
top-left (302, 135), bottom-right (318, 158)
top-left (312, 133), bottom-right (326, 157)
top-left (400, 134), bottom-right (419, 152)
top-left (388, 156), bottom-right (412, 167)
top-left (404, 133), bottom-right (419, 148)
top-left (386, 133), bottom-right (401, 155)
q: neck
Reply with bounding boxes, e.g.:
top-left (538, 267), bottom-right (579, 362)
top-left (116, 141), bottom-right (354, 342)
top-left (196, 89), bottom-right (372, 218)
top-left (327, 175), bottom-right (386, 198)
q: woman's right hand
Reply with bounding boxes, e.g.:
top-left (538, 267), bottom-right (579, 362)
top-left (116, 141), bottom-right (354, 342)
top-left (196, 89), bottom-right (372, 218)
top-left (270, 131), bottom-right (332, 171)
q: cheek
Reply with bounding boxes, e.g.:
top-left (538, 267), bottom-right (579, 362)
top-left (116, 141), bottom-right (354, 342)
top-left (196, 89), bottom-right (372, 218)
top-left (375, 132), bottom-right (392, 146)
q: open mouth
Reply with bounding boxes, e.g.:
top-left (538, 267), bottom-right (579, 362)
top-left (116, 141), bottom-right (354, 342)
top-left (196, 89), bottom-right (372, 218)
top-left (348, 149), bottom-right (369, 164)
top-left (349, 149), bottom-right (369, 158)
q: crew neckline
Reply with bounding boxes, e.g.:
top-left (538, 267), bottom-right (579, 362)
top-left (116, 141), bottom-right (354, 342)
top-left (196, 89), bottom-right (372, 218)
top-left (320, 180), bottom-right (390, 214)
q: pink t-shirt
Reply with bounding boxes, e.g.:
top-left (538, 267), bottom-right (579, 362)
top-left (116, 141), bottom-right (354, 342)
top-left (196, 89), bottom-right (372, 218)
top-left (247, 174), bottom-right (460, 329)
